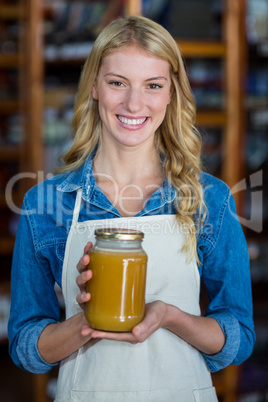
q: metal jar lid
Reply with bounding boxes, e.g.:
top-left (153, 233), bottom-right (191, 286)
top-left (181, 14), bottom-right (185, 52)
top-left (95, 228), bottom-right (144, 240)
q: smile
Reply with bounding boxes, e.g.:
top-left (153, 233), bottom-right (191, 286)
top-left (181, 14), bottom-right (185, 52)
top-left (117, 116), bottom-right (147, 125)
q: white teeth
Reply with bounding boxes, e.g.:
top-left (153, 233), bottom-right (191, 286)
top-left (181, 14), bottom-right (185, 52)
top-left (118, 116), bottom-right (147, 125)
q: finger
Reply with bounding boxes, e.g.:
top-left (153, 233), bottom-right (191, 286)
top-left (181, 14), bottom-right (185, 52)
top-left (83, 242), bottom-right (93, 255)
top-left (76, 291), bottom-right (91, 306)
top-left (77, 246), bottom-right (92, 273)
top-left (131, 325), bottom-right (151, 343)
top-left (81, 324), bottom-right (94, 337)
top-left (132, 301), bottom-right (166, 341)
top-left (76, 269), bottom-right (92, 289)
top-left (91, 330), bottom-right (137, 343)
top-left (76, 256), bottom-right (88, 274)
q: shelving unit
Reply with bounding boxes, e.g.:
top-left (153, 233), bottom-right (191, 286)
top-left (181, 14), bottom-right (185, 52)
top-left (0, 0), bottom-right (43, 267)
top-left (0, 0), bottom-right (23, 270)
top-left (0, 0), bottom-right (44, 362)
top-left (177, 0), bottom-right (246, 215)
top-left (240, 1), bottom-right (268, 397)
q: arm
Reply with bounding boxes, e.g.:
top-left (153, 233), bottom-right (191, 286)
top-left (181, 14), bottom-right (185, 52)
top-left (8, 196), bottom-right (60, 373)
top-left (37, 312), bottom-right (93, 364)
top-left (162, 304), bottom-right (225, 355)
top-left (198, 187), bottom-right (255, 372)
top-left (37, 243), bottom-right (95, 364)
top-left (38, 242), bottom-right (131, 364)
top-left (8, 194), bottom-right (93, 373)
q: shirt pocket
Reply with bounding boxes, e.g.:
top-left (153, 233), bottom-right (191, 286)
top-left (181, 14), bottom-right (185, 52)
top-left (193, 387), bottom-right (218, 402)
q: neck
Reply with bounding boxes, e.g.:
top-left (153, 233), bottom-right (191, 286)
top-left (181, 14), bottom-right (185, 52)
top-left (93, 143), bottom-right (164, 186)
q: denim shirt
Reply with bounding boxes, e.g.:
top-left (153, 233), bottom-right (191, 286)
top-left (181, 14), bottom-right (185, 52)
top-left (8, 155), bottom-right (255, 374)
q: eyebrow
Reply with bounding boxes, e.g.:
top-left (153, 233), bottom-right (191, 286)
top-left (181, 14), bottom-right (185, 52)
top-left (104, 73), bottom-right (168, 81)
top-left (145, 76), bottom-right (168, 82)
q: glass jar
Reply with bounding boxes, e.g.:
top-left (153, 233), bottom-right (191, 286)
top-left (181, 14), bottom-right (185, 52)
top-left (85, 228), bottom-right (147, 332)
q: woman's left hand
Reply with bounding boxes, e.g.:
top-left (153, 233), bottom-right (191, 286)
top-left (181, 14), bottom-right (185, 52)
top-left (89, 301), bottom-right (167, 344)
top-left (81, 298), bottom-right (225, 355)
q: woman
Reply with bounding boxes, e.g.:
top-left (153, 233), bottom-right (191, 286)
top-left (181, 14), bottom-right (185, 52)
top-left (8, 15), bottom-right (255, 401)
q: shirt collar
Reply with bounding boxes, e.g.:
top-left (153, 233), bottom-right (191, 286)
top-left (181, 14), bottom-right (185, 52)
top-left (56, 153), bottom-right (95, 194)
top-left (56, 153), bottom-right (176, 206)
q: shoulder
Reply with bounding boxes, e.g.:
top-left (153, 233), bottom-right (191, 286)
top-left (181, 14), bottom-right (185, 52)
top-left (197, 172), bottom-right (235, 257)
top-left (199, 171), bottom-right (232, 221)
top-left (23, 172), bottom-right (68, 209)
top-left (21, 171), bottom-right (78, 244)
top-left (23, 168), bottom-right (82, 208)
top-left (200, 171), bottom-right (231, 204)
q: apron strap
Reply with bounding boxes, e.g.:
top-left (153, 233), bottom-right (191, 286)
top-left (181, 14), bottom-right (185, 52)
top-left (62, 188), bottom-right (83, 296)
top-left (72, 188), bottom-right (83, 226)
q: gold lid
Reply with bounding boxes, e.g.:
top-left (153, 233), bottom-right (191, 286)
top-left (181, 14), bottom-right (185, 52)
top-left (95, 228), bottom-right (144, 240)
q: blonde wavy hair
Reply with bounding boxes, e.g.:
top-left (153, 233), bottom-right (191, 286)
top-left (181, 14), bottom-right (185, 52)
top-left (59, 15), bottom-right (205, 260)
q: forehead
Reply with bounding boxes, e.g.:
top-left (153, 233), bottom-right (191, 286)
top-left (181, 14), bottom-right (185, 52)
top-left (99, 45), bottom-right (170, 76)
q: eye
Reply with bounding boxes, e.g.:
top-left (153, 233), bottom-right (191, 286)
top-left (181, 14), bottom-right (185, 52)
top-left (109, 80), bottom-right (124, 87)
top-left (147, 83), bottom-right (163, 89)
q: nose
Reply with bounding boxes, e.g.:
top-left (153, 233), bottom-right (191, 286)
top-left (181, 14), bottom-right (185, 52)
top-left (123, 87), bottom-right (144, 113)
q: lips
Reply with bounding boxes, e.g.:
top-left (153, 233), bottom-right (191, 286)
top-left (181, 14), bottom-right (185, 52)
top-left (117, 115), bottom-right (148, 126)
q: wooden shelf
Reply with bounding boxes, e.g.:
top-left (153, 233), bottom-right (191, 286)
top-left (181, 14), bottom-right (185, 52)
top-left (0, 5), bottom-right (26, 20)
top-left (196, 110), bottom-right (227, 127)
top-left (44, 41), bottom-right (226, 64)
top-left (212, 366), bottom-right (241, 398)
top-left (0, 237), bottom-right (15, 256)
top-left (177, 40), bottom-right (226, 58)
top-left (0, 100), bottom-right (20, 114)
top-left (0, 145), bottom-right (21, 161)
top-left (44, 86), bottom-right (77, 107)
top-left (0, 54), bottom-right (21, 68)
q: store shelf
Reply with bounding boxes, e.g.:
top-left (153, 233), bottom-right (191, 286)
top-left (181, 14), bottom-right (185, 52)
top-left (0, 237), bottom-right (15, 257)
top-left (177, 40), bottom-right (227, 58)
top-left (0, 54), bottom-right (21, 68)
top-left (44, 40), bottom-right (227, 65)
top-left (0, 145), bottom-right (21, 161)
top-left (196, 110), bottom-right (226, 127)
top-left (0, 5), bottom-right (25, 20)
top-left (0, 100), bottom-right (20, 114)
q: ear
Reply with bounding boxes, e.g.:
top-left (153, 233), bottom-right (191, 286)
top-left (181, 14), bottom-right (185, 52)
top-left (92, 82), bottom-right (99, 100)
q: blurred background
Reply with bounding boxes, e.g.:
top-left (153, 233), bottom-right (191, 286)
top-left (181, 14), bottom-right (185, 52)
top-left (0, 0), bottom-right (267, 401)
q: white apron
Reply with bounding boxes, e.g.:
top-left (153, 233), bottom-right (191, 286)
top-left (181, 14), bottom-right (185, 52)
top-left (55, 189), bottom-right (218, 402)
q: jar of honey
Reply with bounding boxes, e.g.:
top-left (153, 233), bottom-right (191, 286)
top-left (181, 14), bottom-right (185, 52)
top-left (85, 228), bottom-right (148, 332)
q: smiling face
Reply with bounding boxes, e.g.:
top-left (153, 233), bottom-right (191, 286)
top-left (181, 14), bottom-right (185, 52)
top-left (92, 45), bottom-right (173, 150)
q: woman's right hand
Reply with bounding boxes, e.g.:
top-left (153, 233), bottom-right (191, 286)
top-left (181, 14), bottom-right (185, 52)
top-left (76, 242), bottom-right (93, 311)
top-left (39, 242), bottom-right (97, 364)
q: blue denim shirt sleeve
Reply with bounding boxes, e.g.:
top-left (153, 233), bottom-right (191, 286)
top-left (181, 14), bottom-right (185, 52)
top-left (198, 177), bottom-right (255, 372)
top-left (8, 193), bottom-right (60, 374)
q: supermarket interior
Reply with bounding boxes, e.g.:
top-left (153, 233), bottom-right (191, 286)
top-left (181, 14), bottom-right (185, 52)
top-left (0, 0), bottom-right (268, 401)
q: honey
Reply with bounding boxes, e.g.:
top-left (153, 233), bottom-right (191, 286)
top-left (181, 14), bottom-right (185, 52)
top-left (85, 229), bottom-right (147, 332)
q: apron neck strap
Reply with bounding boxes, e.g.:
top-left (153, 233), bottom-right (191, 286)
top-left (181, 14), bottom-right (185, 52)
top-left (72, 188), bottom-right (83, 226)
